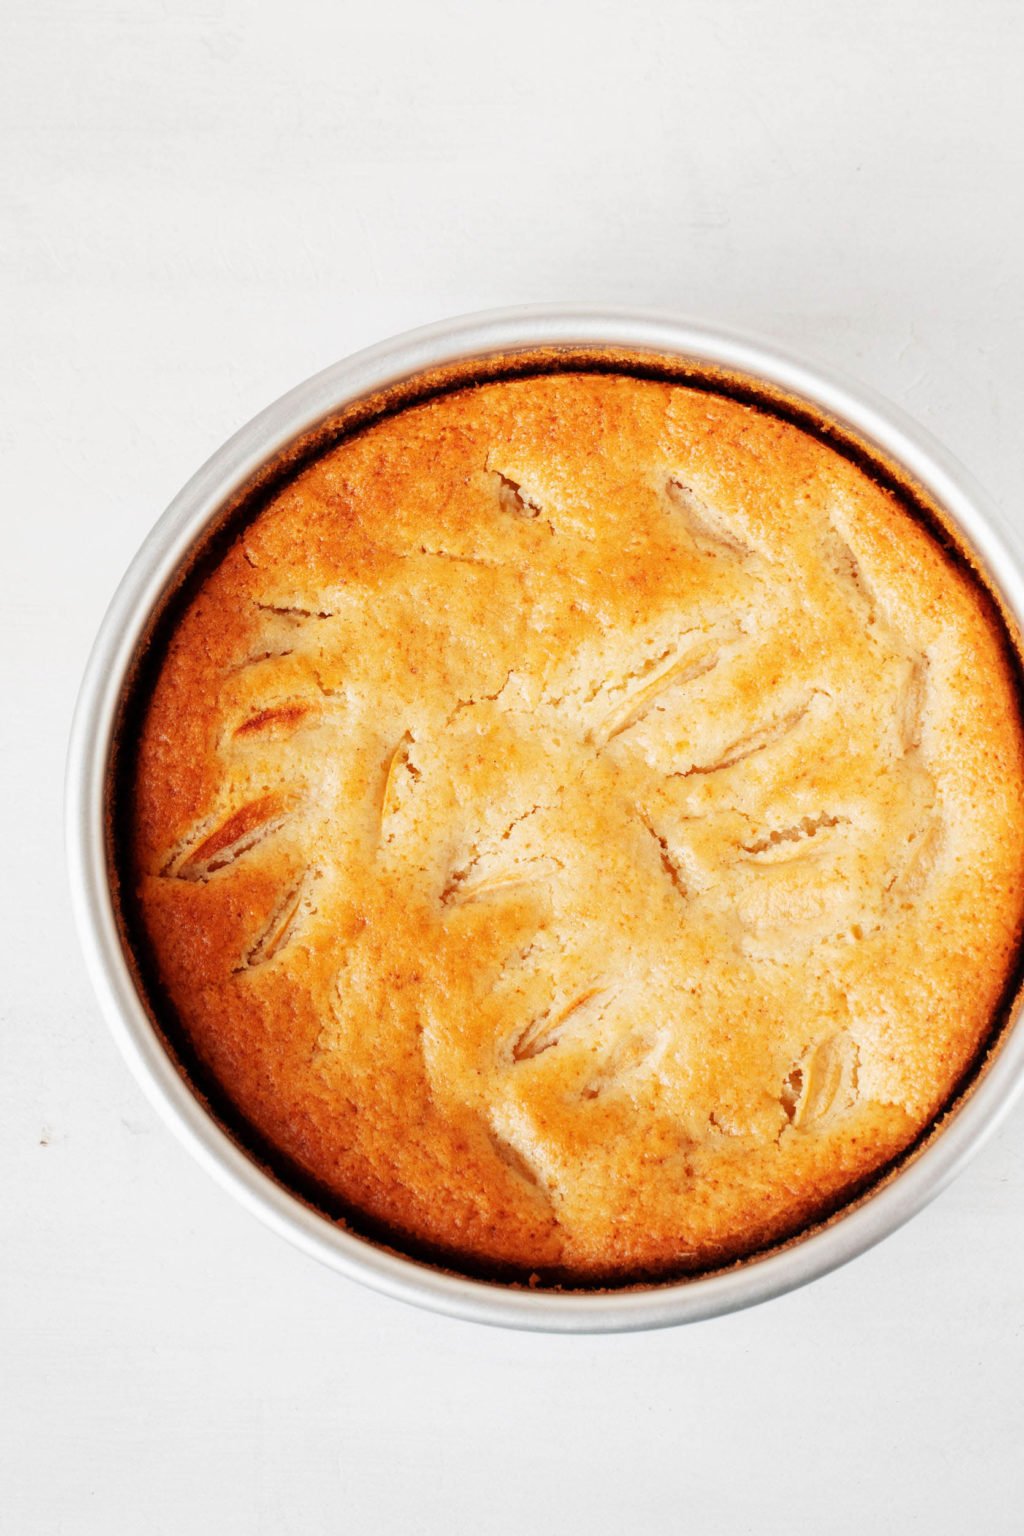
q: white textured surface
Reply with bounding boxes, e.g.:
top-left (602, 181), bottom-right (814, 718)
top-left (4, 1), bottom-right (1024, 1530)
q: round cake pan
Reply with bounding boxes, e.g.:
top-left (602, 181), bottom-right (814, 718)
top-left (67, 307), bottom-right (1024, 1332)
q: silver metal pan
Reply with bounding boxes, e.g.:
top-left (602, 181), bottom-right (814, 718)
top-left (66, 308), bottom-right (1024, 1331)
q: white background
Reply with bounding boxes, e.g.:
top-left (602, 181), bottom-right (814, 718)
top-left (4, 1), bottom-right (1024, 1531)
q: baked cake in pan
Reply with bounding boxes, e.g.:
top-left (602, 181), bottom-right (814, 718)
top-left (125, 371), bottom-right (1024, 1282)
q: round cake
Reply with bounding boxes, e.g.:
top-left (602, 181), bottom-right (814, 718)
top-left (126, 370), bottom-right (1024, 1282)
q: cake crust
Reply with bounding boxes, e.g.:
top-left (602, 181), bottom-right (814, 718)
top-left (128, 372), bottom-right (1024, 1281)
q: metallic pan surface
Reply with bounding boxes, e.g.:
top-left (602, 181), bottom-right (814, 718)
top-left (67, 308), bottom-right (1024, 1332)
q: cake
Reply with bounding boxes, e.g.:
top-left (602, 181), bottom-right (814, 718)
top-left (125, 369), bottom-right (1024, 1282)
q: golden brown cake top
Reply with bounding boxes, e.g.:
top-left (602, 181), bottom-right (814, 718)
top-left (129, 371), bottom-right (1024, 1281)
